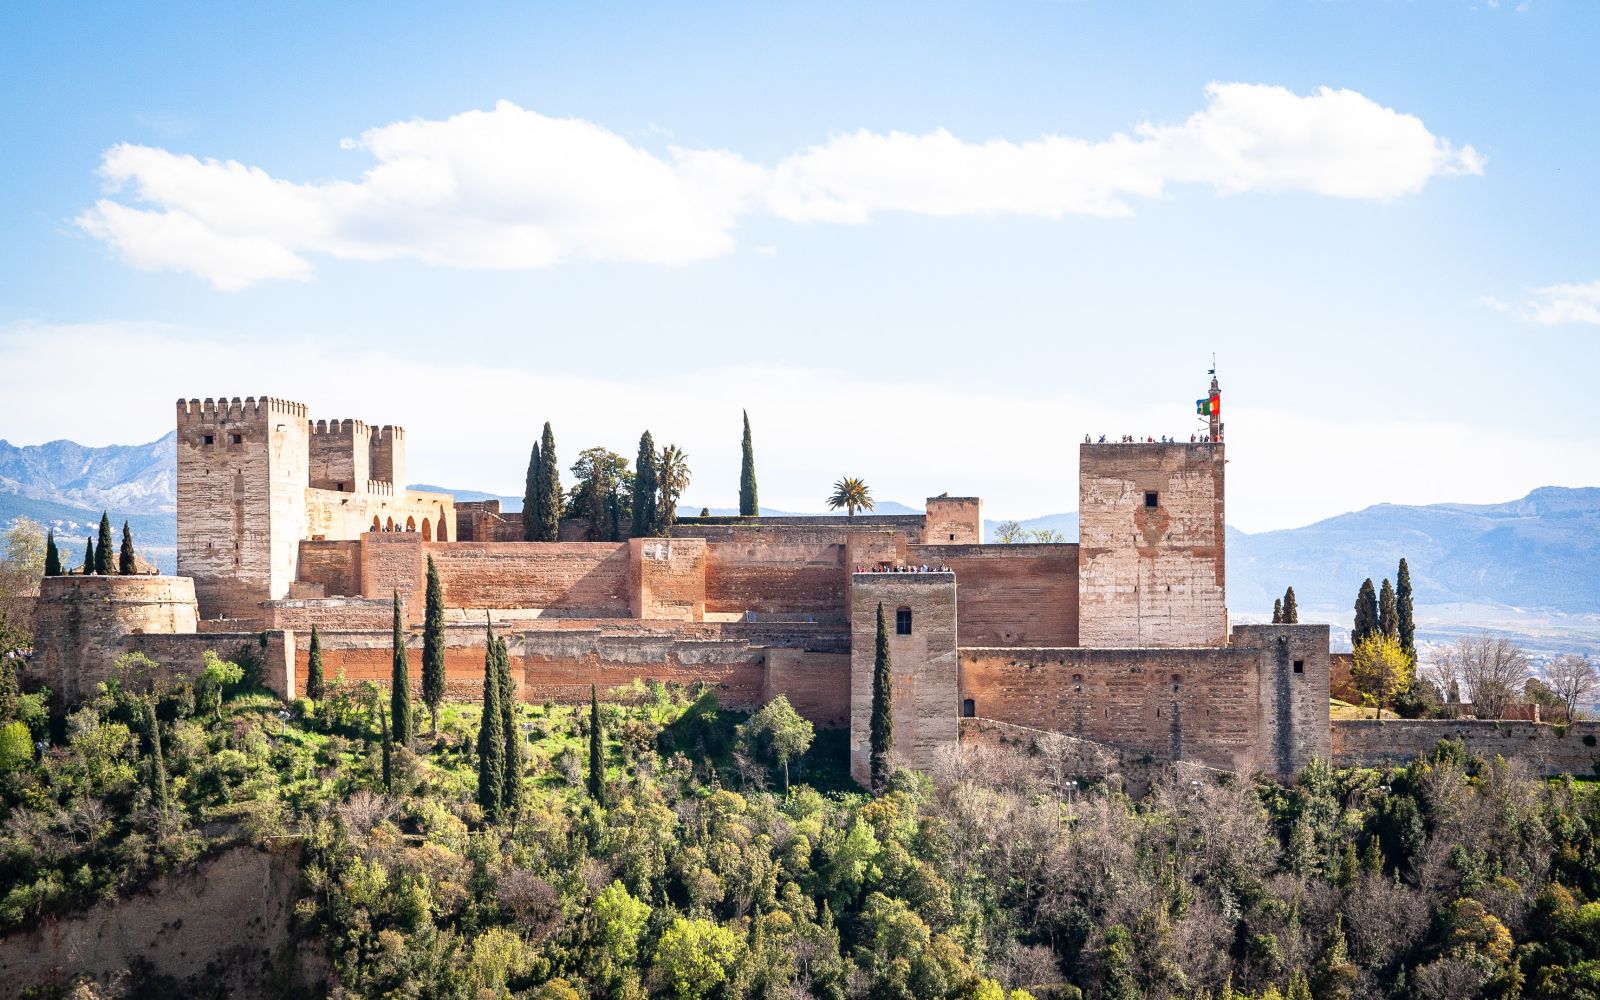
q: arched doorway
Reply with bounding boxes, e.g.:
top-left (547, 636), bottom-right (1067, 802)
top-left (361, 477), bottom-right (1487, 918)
top-left (421, 518), bottom-right (432, 541)
top-left (436, 518), bottom-right (448, 542)
top-left (371, 516), bottom-right (380, 532)
top-left (405, 516), bottom-right (416, 533)
top-left (385, 516), bottom-right (394, 532)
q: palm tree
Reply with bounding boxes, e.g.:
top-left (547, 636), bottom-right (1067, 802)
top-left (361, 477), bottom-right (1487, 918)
top-left (655, 444), bottom-right (691, 535)
top-left (827, 477), bottom-right (874, 517)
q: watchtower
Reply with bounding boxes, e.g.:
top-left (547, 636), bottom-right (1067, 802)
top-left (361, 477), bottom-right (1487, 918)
top-left (176, 396), bottom-right (310, 620)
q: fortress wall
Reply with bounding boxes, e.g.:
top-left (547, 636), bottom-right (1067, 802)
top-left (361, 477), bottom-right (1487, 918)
top-left (1235, 624), bottom-right (1331, 776)
top-left (704, 536), bottom-right (849, 618)
top-left (1078, 443), bottom-right (1227, 648)
top-left (1331, 720), bottom-right (1600, 776)
top-left (766, 649), bottom-right (851, 728)
top-left (911, 543), bottom-right (1079, 646)
top-left (31, 576), bottom-right (201, 703)
top-left (305, 488), bottom-right (455, 543)
top-left (297, 540), bottom-right (361, 596)
top-left (424, 542), bottom-right (632, 616)
top-left (850, 574), bottom-right (960, 784)
top-left (958, 646), bottom-right (1260, 772)
top-left (359, 533), bottom-right (427, 617)
top-left (126, 630), bottom-right (296, 701)
top-left (264, 597), bottom-right (393, 631)
top-left (674, 515), bottom-right (927, 544)
top-left (923, 497), bottom-right (983, 545)
top-left (632, 537), bottom-right (707, 621)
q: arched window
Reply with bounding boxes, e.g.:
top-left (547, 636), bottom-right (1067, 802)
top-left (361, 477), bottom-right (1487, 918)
top-left (1171, 673), bottom-right (1182, 693)
top-left (436, 519), bottom-right (448, 542)
top-left (385, 517), bottom-right (394, 532)
top-left (371, 516), bottom-right (380, 532)
top-left (421, 518), bottom-right (432, 541)
top-left (895, 607), bottom-right (912, 635)
top-left (405, 516), bottom-right (416, 533)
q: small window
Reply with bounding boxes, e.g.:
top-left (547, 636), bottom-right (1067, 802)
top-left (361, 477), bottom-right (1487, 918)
top-left (203, 434), bottom-right (214, 445)
top-left (948, 533), bottom-right (956, 541)
top-left (1072, 673), bottom-right (1083, 693)
top-left (896, 607), bottom-right (912, 635)
top-left (1144, 491), bottom-right (1159, 508)
top-left (1172, 673), bottom-right (1182, 692)
top-left (230, 433), bottom-right (243, 444)
top-left (961, 698), bottom-right (975, 718)
top-left (1293, 659), bottom-right (1304, 674)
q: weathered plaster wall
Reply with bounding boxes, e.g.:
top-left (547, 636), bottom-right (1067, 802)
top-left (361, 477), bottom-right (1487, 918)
top-left (849, 573), bottom-right (959, 784)
top-left (632, 537), bottom-right (707, 621)
top-left (766, 649), bottom-right (851, 728)
top-left (923, 497), bottom-right (983, 544)
top-left (1078, 443), bottom-right (1227, 648)
top-left (1331, 720), bottom-right (1600, 775)
top-left (912, 543), bottom-right (1079, 646)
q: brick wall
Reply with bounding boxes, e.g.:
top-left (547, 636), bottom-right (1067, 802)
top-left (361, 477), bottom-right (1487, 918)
top-left (1235, 624), bottom-right (1331, 775)
top-left (632, 537), bottom-right (707, 621)
top-left (674, 514), bottom-right (928, 543)
top-left (424, 542), bottom-right (632, 617)
top-left (704, 537), bottom-right (849, 618)
top-left (923, 497), bottom-right (982, 544)
top-left (1078, 443), bottom-right (1227, 647)
top-left (912, 543), bottom-right (1079, 646)
top-left (359, 533), bottom-right (427, 618)
top-left (1331, 719), bottom-right (1600, 776)
top-left (958, 646), bottom-right (1261, 772)
top-left (31, 576), bottom-right (201, 703)
top-left (296, 540), bottom-right (361, 597)
top-left (264, 597), bottom-right (393, 631)
top-left (850, 574), bottom-right (960, 784)
top-left (766, 649), bottom-right (851, 728)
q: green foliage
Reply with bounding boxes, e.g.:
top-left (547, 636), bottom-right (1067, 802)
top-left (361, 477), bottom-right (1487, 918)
top-left (588, 684), bottom-right (605, 804)
top-left (305, 624), bottom-right (326, 701)
top-left (118, 520), bottom-right (136, 575)
top-left (389, 591), bottom-right (413, 744)
top-left (477, 625), bottom-right (505, 819)
top-left (745, 694), bottom-right (814, 790)
top-left (82, 535), bottom-right (93, 575)
top-left (0, 720), bottom-right (31, 771)
top-left (1272, 598), bottom-right (1283, 624)
top-left (1352, 633), bottom-right (1412, 719)
top-left (569, 446), bottom-right (632, 541)
top-left (1378, 577), bottom-right (1398, 639)
top-left (496, 635), bottom-right (521, 816)
top-left (197, 650), bottom-right (243, 721)
top-left (871, 602), bottom-right (893, 791)
top-left (654, 916), bottom-right (744, 999)
top-left (828, 476), bottom-right (874, 516)
top-left (43, 529), bottom-right (60, 578)
top-left (1282, 586), bottom-right (1298, 624)
top-left (739, 410), bottom-right (758, 517)
top-left (633, 430), bottom-right (658, 539)
top-left (539, 422), bottom-right (561, 542)
top-left (523, 440), bottom-right (542, 542)
top-left (1353, 578), bottom-right (1378, 647)
top-left (1396, 557), bottom-right (1416, 660)
top-left (422, 557), bottom-right (445, 731)
top-left (94, 512), bottom-right (113, 575)
top-left (655, 444), bottom-right (690, 536)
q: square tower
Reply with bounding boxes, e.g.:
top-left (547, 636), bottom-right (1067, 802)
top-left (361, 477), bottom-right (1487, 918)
top-left (176, 396), bottom-right (310, 620)
top-left (1077, 442), bottom-right (1226, 647)
top-left (849, 572), bottom-right (959, 785)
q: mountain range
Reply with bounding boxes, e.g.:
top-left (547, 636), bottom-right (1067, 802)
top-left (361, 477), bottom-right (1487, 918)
top-left (4, 435), bottom-right (1596, 655)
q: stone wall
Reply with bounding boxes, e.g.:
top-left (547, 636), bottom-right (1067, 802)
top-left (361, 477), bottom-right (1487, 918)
top-left (703, 535), bottom-right (848, 619)
top-left (632, 537), bottom-right (707, 621)
top-left (264, 597), bottom-right (393, 631)
top-left (958, 646), bottom-right (1260, 772)
top-left (912, 543), bottom-right (1079, 646)
top-left (1331, 719), bottom-right (1600, 775)
top-left (766, 649), bottom-right (851, 728)
top-left (850, 573), bottom-right (959, 783)
top-left (1235, 624), bottom-right (1331, 776)
top-left (674, 514), bottom-right (928, 543)
top-left (425, 541), bottom-right (632, 617)
top-left (923, 497), bottom-right (982, 544)
top-left (295, 540), bottom-right (361, 597)
top-left (1078, 442), bottom-right (1227, 648)
top-left (31, 576), bottom-right (201, 703)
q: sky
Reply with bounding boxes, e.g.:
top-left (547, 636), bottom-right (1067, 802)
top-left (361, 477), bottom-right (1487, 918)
top-left (1, 1), bottom-right (1596, 532)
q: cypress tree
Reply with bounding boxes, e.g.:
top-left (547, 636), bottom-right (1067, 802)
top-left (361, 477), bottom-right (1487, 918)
top-left (144, 698), bottom-right (169, 819)
top-left (305, 625), bottom-right (326, 701)
top-left (422, 556), bottom-right (446, 733)
top-left (43, 531), bottom-right (60, 577)
top-left (1282, 586), bottom-right (1299, 624)
top-left (82, 537), bottom-right (94, 575)
top-left (389, 592), bottom-right (414, 743)
top-left (870, 602), bottom-right (894, 792)
top-left (1272, 598), bottom-right (1283, 624)
top-left (739, 410), bottom-right (759, 517)
top-left (379, 706), bottom-right (394, 792)
top-left (632, 431), bottom-right (657, 539)
top-left (588, 683), bottom-right (605, 804)
top-left (531, 441), bottom-right (550, 540)
top-left (497, 635), bottom-right (521, 815)
top-left (538, 422), bottom-right (561, 541)
top-left (118, 520), bottom-right (136, 575)
top-left (94, 512), bottom-right (113, 575)
top-left (476, 622), bottom-right (505, 819)
top-left (1396, 558), bottom-right (1416, 661)
top-left (1353, 579), bottom-right (1378, 647)
top-left (0, 658), bottom-right (16, 722)
top-left (1378, 578), bottom-right (1398, 639)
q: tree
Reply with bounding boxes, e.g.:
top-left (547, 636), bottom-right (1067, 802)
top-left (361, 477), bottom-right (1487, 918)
top-left (1272, 598), bottom-right (1284, 624)
top-left (1353, 578), bottom-right (1378, 647)
top-left (655, 445), bottom-right (690, 536)
top-left (1282, 586), bottom-right (1298, 624)
top-left (0, 517), bottom-right (45, 647)
top-left (870, 602), bottom-right (893, 791)
top-left (594, 879), bottom-right (650, 969)
top-left (1312, 913), bottom-right (1357, 1000)
top-left (538, 422), bottom-right (561, 542)
top-left (588, 683), bottom-right (605, 804)
top-left (82, 537), bottom-right (94, 575)
top-left (631, 431), bottom-right (658, 539)
top-left (1031, 529), bottom-right (1066, 543)
top-left (94, 512), bottom-right (113, 575)
top-left (531, 441), bottom-right (550, 540)
top-left (747, 695), bottom-right (814, 791)
top-left (653, 916), bottom-right (744, 1000)
top-left (570, 447), bottom-right (630, 541)
top-left (739, 410), bottom-right (759, 517)
top-left (305, 625), bottom-right (326, 701)
top-left (43, 530), bottom-right (60, 577)
top-left (477, 623), bottom-right (506, 819)
top-left (1547, 654), bottom-right (1598, 723)
top-left (497, 634), bottom-right (521, 816)
top-left (1443, 633), bottom-right (1530, 719)
top-left (143, 698), bottom-right (169, 818)
top-left (390, 592), bottom-right (414, 743)
top-left (827, 477), bottom-right (874, 517)
top-left (993, 520), bottom-right (1027, 544)
top-left (1378, 578), bottom-right (1398, 639)
top-left (198, 650), bottom-right (243, 721)
top-left (118, 520), bottom-right (136, 575)
top-left (422, 557), bottom-right (446, 732)
top-left (379, 705), bottom-right (394, 792)
top-left (1394, 558), bottom-right (1417, 658)
top-left (1351, 633), bottom-right (1412, 719)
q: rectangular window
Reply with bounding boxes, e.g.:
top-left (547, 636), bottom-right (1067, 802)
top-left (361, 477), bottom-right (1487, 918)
top-left (1293, 659), bottom-right (1304, 674)
top-left (202, 434), bottom-right (214, 445)
top-left (231, 433), bottom-right (243, 444)
top-left (1144, 491), bottom-right (1159, 508)
top-left (895, 607), bottom-right (912, 635)
top-left (961, 698), bottom-right (975, 718)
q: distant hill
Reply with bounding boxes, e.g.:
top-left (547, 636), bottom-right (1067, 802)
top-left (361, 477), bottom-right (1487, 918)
top-left (6, 437), bottom-right (1597, 651)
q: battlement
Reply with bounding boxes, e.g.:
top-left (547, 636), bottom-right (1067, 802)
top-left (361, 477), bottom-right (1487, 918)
top-left (176, 396), bottom-right (308, 423)
top-left (310, 418), bottom-right (372, 439)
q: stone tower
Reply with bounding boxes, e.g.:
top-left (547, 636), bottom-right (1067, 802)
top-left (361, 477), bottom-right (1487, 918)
top-left (176, 396), bottom-right (310, 620)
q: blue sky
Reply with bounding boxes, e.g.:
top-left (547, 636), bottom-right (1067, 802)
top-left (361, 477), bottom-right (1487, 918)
top-left (1, 1), bottom-right (1596, 530)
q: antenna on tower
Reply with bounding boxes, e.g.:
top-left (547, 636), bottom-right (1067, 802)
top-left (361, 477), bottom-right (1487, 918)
top-left (1208, 352), bottom-right (1216, 376)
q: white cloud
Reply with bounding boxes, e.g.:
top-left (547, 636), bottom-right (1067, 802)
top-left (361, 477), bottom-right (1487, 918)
top-left (1523, 279), bottom-right (1600, 326)
top-left (75, 85), bottom-right (1482, 290)
top-left (6, 321), bottom-right (1594, 535)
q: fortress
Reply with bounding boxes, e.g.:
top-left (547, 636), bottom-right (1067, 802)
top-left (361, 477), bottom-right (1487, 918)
top-left (34, 379), bottom-right (1600, 782)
